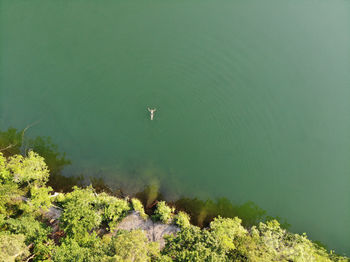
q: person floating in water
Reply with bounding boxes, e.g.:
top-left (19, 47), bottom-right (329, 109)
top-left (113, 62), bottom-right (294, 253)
top-left (148, 108), bottom-right (156, 120)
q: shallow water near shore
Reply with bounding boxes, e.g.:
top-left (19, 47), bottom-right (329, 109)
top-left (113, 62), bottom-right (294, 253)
top-left (1, 0), bottom-right (350, 254)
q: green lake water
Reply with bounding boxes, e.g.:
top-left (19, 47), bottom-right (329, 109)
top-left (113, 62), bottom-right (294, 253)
top-left (1, 0), bottom-right (350, 254)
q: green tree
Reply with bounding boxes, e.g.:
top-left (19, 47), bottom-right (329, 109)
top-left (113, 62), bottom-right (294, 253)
top-left (243, 220), bottom-right (342, 262)
top-left (60, 186), bottom-right (101, 242)
top-left (0, 152), bottom-right (11, 182)
top-left (95, 192), bottom-right (130, 230)
top-left (110, 230), bottom-right (161, 262)
top-left (4, 215), bottom-right (53, 261)
top-left (27, 185), bottom-right (53, 212)
top-left (53, 233), bottom-right (110, 262)
top-left (131, 198), bottom-right (148, 220)
top-left (0, 232), bottom-right (29, 262)
top-left (210, 217), bottom-right (247, 252)
top-left (6, 215), bottom-right (51, 244)
top-left (52, 238), bottom-right (91, 262)
top-left (7, 151), bottom-right (49, 188)
top-left (0, 183), bottom-right (21, 216)
top-left (162, 225), bottom-right (228, 261)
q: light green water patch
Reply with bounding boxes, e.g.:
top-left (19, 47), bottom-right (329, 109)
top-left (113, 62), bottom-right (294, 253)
top-left (1, 0), bottom-right (350, 254)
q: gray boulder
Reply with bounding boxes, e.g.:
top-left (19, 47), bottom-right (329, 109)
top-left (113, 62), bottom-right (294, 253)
top-left (116, 211), bottom-right (180, 248)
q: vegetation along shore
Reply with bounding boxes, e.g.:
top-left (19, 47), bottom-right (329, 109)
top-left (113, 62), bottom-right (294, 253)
top-left (0, 150), bottom-right (348, 261)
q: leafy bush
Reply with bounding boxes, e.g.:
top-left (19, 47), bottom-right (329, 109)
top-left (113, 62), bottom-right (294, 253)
top-left (7, 151), bottom-right (49, 187)
top-left (162, 225), bottom-right (227, 261)
top-left (0, 153), bottom-right (11, 182)
top-left (174, 211), bottom-right (191, 229)
top-left (0, 151), bottom-right (52, 217)
top-left (60, 186), bottom-right (102, 242)
top-left (209, 216), bottom-right (247, 251)
top-left (32, 239), bottom-right (55, 262)
top-left (131, 198), bottom-right (148, 220)
top-left (96, 193), bottom-right (130, 230)
top-left (25, 185), bottom-right (53, 213)
top-left (0, 183), bottom-right (21, 216)
top-left (110, 230), bottom-right (161, 261)
top-left (52, 238), bottom-right (91, 262)
top-left (153, 201), bottom-right (175, 224)
top-left (6, 215), bottom-right (51, 244)
top-left (0, 232), bottom-right (29, 262)
top-left (5, 215), bottom-right (53, 260)
top-left (244, 220), bottom-right (346, 262)
top-left (52, 233), bottom-right (109, 262)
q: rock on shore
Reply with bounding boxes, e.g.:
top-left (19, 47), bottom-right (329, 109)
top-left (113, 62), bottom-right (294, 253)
top-left (44, 206), bottom-right (180, 248)
top-left (116, 211), bottom-right (180, 248)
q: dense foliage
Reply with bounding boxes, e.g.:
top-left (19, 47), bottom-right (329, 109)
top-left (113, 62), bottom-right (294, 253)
top-left (153, 201), bottom-right (175, 224)
top-left (0, 152), bottom-right (348, 261)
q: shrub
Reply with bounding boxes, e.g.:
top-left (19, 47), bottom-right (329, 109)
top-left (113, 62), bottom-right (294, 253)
top-left (53, 192), bottom-right (66, 204)
top-left (96, 193), bottom-right (130, 230)
top-left (131, 198), bottom-right (148, 220)
top-left (6, 215), bottom-right (51, 244)
top-left (0, 183), bottom-right (21, 216)
top-left (0, 232), bottom-right (29, 262)
top-left (0, 153), bottom-right (11, 183)
top-left (6, 151), bottom-right (49, 187)
top-left (110, 230), bottom-right (161, 261)
top-left (244, 220), bottom-right (343, 262)
top-left (53, 232), bottom-right (110, 262)
top-left (162, 225), bottom-right (227, 261)
top-left (26, 185), bottom-right (53, 213)
top-left (52, 238), bottom-right (90, 262)
top-left (5, 215), bottom-right (53, 260)
top-left (153, 201), bottom-right (174, 224)
top-left (174, 211), bottom-right (191, 228)
top-left (60, 187), bottom-right (101, 242)
top-left (210, 216), bottom-right (247, 251)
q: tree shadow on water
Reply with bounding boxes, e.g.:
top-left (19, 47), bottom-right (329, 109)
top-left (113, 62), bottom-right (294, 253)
top-left (0, 127), bottom-right (23, 157)
top-left (174, 197), bottom-right (266, 228)
top-left (0, 127), bottom-right (290, 229)
top-left (134, 184), bottom-right (290, 229)
top-left (0, 127), bottom-right (81, 191)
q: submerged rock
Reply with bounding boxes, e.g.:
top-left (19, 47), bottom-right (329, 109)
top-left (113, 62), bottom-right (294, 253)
top-left (116, 211), bottom-right (180, 248)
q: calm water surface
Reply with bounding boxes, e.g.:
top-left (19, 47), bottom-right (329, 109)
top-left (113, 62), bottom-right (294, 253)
top-left (1, 0), bottom-right (350, 254)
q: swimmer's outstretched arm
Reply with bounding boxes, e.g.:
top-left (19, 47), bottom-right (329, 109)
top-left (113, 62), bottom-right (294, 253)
top-left (148, 108), bottom-right (151, 112)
